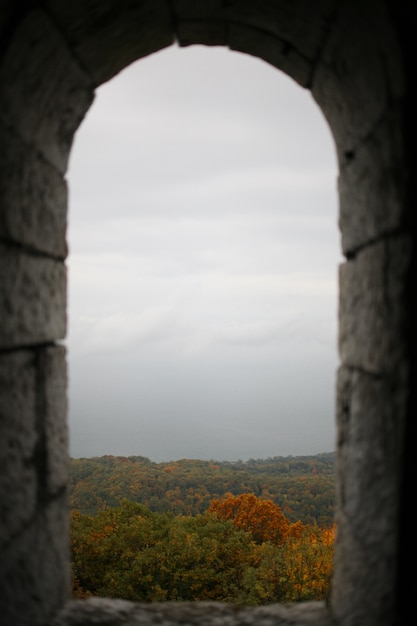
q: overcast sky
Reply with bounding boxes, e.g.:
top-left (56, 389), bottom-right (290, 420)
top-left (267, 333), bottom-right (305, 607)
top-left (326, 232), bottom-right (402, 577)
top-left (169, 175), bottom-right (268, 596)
top-left (66, 44), bottom-right (341, 463)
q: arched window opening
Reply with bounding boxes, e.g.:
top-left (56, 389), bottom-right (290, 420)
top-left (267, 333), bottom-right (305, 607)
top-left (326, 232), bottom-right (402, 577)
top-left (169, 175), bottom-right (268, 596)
top-left (67, 45), bottom-right (339, 466)
top-left (1, 3), bottom-right (409, 622)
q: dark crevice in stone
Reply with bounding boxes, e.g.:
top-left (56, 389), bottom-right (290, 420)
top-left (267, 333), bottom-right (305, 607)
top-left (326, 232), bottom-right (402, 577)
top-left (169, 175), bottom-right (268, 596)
top-left (0, 237), bottom-right (67, 262)
top-left (343, 227), bottom-right (407, 261)
top-left (0, 341), bottom-right (57, 356)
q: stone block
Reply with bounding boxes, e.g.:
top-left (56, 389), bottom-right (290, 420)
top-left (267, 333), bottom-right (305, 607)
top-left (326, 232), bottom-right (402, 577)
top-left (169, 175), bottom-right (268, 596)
top-left (0, 8), bottom-right (94, 173)
top-left (0, 122), bottom-right (68, 258)
top-left (41, 346), bottom-right (69, 494)
top-left (338, 234), bottom-right (411, 374)
top-left (312, 2), bottom-right (403, 167)
top-left (338, 107), bottom-right (406, 256)
top-left (173, 0), bottom-right (227, 47)
top-left (172, 0), bottom-right (225, 19)
top-left (226, 0), bottom-right (336, 61)
top-left (45, 0), bottom-right (174, 86)
top-left (53, 597), bottom-right (332, 626)
top-left (174, 0), bottom-right (333, 85)
top-left (333, 365), bottom-right (405, 625)
top-left (0, 493), bottom-right (70, 626)
top-left (0, 245), bottom-right (66, 349)
top-left (228, 23), bottom-right (311, 88)
top-left (176, 20), bottom-right (228, 47)
top-left (336, 365), bottom-right (405, 535)
top-left (0, 350), bottom-right (38, 549)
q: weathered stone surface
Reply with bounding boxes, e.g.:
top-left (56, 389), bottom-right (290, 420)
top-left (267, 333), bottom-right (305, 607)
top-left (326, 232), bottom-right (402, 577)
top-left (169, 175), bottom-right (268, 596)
top-left (338, 234), bottom-right (411, 374)
top-left (173, 0), bottom-right (227, 47)
top-left (0, 350), bottom-right (38, 549)
top-left (333, 364), bottom-right (406, 625)
top-left (0, 8), bottom-right (94, 173)
top-left (174, 0), bottom-right (332, 86)
top-left (226, 0), bottom-right (336, 62)
top-left (227, 23), bottom-right (311, 88)
top-left (45, 0), bottom-right (174, 86)
top-left (173, 0), bottom-right (335, 65)
top-left (338, 107), bottom-right (406, 256)
top-left (336, 365), bottom-right (405, 543)
top-left (0, 245), bottom-right (66, 349)
top-left (312, 2), bottom-right (403, 167)
top-left (0, 493), bottom-right (70, 626)
top-left (0, 122), bottom-right (68, 258)
top-left (176, 20), bottom-right (228, 47)
top-left (53, 598), bottom-right (334, 626)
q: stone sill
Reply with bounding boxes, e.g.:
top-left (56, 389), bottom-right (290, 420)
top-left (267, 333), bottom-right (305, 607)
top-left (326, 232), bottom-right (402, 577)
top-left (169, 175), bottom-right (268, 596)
top-left (53, 597), bottom-right (334, 626)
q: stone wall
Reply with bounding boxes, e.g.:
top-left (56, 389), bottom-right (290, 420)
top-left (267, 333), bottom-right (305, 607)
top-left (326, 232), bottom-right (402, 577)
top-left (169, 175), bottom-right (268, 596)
top-left (0, 2), bottom-right (414, 625)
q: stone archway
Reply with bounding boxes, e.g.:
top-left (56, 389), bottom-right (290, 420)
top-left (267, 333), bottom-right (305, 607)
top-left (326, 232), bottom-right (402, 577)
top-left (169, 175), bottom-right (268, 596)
top-left (0, 3), bottom-right (413, 626)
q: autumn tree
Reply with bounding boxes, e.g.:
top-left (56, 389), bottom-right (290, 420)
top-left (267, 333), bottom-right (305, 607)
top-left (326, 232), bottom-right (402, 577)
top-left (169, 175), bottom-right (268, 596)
top-left (71, 501), bottom-right (259, 602)
top-left (208, 493), bottom-right (292, 544)
top-left (266, 523), bottom-right (336, 602)
top-left (71, 497), bottom-right (335, 604)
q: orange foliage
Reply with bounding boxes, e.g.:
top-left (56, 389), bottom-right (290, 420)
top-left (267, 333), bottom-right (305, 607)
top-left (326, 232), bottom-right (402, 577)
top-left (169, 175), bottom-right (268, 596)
top-left (208, 493), bottom-right (291, 545)
top-left (275, 523), bottom-right (336, 601)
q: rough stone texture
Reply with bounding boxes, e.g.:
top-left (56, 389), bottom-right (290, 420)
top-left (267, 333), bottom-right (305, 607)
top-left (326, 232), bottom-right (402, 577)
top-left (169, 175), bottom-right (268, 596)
top-left (0, 121), bottom-right (68, 258)
top-left (0, 245), bottom-right (67, 349)
top-left (227, 24), bottom-right (311, 88)
top-left (0, 8), bottom-right (94, 173)
top-left (227, 0), bottom-right (336, 66)
top-left (338, 106), bottom-right (406, 256)
top-left (45, 0), bottom-right (175, 87)
top-left (173, 0), bottom-right (335, 88)
top-left (0, 492), bottom-right (70, 626)
top-left (53, 598), bottom-right (334, 626)
top-left (176, 19), bottom-right (228, 48)
top-left (333, 365), bottom-right (407, 626)
top-left (174, 0), bottom-right (335, 63)
top-left (338, 234), bottom-right (411, 375)
top-left (336, 367), bottom-right (405, 529)
top-left (0, 350), bottom-right (38, 549)
top-left (42, 345), bottom-right (69, 494)
top-left (311, 1), bottom-right (403, 167)
top-left (0, 346), bottom-right (69, 626)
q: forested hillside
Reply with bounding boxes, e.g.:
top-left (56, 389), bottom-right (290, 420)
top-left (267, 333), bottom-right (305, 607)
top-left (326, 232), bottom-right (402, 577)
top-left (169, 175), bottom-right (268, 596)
top-left (71, 497), bottom-right (335, 603)
top-left (69, 452), bottom-right (335, 527)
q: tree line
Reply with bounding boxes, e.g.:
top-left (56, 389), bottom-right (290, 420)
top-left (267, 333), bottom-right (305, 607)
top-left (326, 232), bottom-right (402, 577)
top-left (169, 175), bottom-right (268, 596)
top-left (69, 452), bottom-right (335, 527)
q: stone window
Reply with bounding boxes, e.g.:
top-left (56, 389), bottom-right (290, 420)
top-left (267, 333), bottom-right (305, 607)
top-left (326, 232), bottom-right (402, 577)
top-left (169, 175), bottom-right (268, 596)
top-left (0, 3), bottom-right (412, 626)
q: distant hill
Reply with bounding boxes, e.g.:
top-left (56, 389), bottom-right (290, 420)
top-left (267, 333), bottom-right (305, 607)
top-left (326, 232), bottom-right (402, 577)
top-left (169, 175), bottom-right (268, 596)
top-left (69, 452), bottom-right (335, 527)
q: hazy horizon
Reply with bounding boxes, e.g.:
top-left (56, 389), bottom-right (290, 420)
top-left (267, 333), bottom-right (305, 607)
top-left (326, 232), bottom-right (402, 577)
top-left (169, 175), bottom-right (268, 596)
top-left (69, 449), bottom-right (336, 463)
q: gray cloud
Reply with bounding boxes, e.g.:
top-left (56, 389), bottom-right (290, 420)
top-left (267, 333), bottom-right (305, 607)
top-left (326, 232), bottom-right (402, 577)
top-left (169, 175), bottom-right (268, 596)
top-left (67, 44), bottom-right (340, 462)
